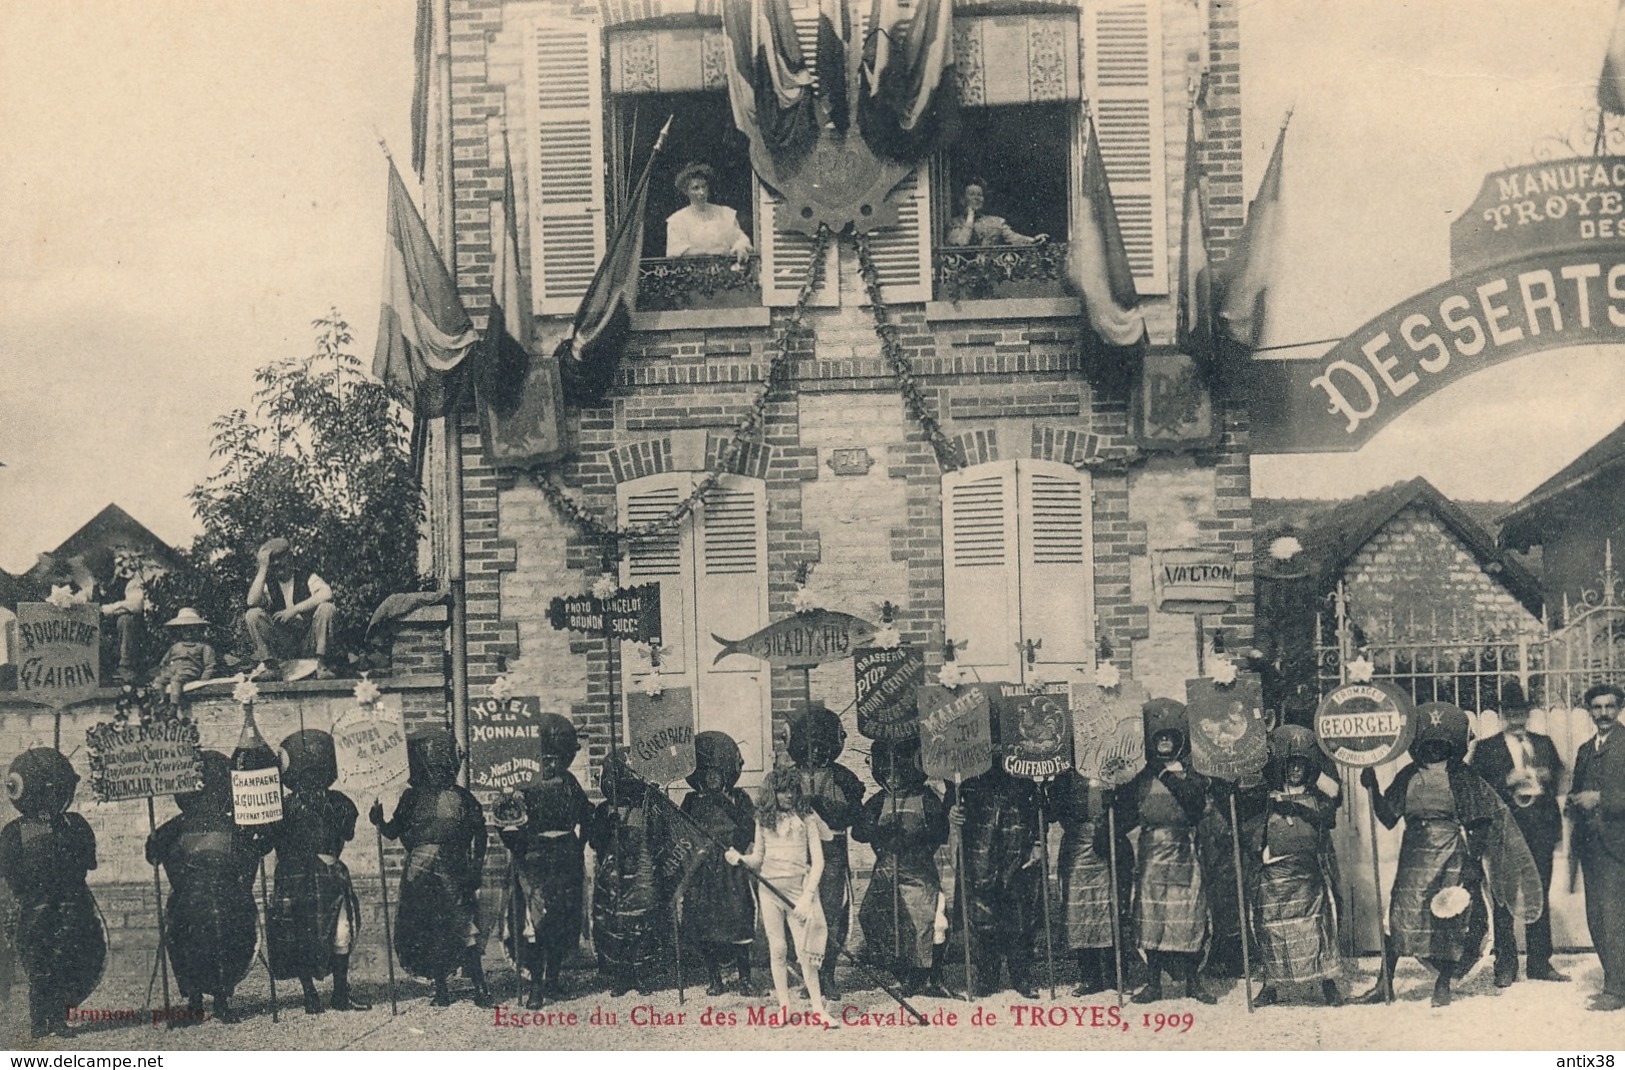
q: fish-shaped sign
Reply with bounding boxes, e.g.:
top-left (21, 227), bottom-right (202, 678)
top-left (711, 610), bottom-right (877, 668)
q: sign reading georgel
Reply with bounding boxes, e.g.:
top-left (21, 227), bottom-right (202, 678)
top-left (1314, 681), bottom-right (1415, 768)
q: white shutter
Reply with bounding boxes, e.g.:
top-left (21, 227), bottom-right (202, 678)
top-left (525, 17), bottom-right (607, 315)
top-left (694, 476), bottom-right (772, 776)
top-left (1017, 461), bottom-right (1094, 680)
top-left (864, 167), bottom-right (933, 303)
top-left (1083, 0), bottom-right (1167, 294)
top-left (941, 462), bottom-right (1022, 683)
top-left (620, 476), bottom-right (696, 716)
top-left (758, 181), bottom-right (839, 307)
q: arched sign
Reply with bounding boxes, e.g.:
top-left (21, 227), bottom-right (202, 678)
top-left (1314, 681), bottom-right (1415, 768)
top-left (1250, 156), bottom-right (1625, 455)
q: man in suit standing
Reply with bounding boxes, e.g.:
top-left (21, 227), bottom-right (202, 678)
top-left (1569, 682), bottom-right (1625, 1012)
top-left (1471, 680), bottom-right (1569, 986)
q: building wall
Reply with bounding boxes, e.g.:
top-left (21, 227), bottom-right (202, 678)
top-left (426, 0), bottom-right (1251, 787)
top-left (1340, 504), bottom-right (1543, 640)
top-left (1533, 467), bottom-right (1625, 622)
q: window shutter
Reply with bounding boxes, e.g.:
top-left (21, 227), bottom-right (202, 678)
top-left (620, 476), bottom-right (696, 708)
top-left (941, 462), bottom-right (1022, 683)
top-left (525, 16), bottom-right (607, 315)
top-left (864, 167), bottom-right (933, 303)
top-left (694, 476), bottom-right (772, 775)
top-left (757, 181), bottom-right (839, 307)
top-left (1083, 0), bottom-right (1167, 294)
top-left (1016, 461), bottom-right (1094, 680)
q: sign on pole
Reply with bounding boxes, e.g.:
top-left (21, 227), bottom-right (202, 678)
top-left (14, 602), bottom-right (101, 706)
top-left (1070, 677), bottom-right (1149, 786)
top-left (547, 583), bottom-right (663, 642)
top-left (854, 645), bottom-right (924, 741)
top-left (86, 720), bottom-right (204, 802)
top-left (1185, 673), bottom-right (1269, 781)
top-left (995, 685), bottom-right (1074, 779)
top-left (625, 686), bottom-right (696, 786)
top-left (1314, 681), bottom-right (1415, 768)
top-left (333, 695), bottom-right (410, 798)
top-left (917, 684), bottom-right (994, 782)
top-left (468, 694), bottom-right (543, 805)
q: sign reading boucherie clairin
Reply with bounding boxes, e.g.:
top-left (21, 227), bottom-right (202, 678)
top-left (1450, 156), bottom-right (1625, 275)
top-left (14, 602), bottom-right (101, 704)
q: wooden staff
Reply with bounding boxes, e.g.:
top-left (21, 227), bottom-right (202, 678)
top-left (1106, 802), bottom-right (1127, 1008)
top-left (1227, 792), bottom-right (1254, 1013)
top-left (1038, 795), bottom-right (1056, 1000)
top-left (374, 826), bottom-right (399, 1015)
top-left (146, 798), bottom-right (173, 1020)
top-left (891, 789), bottom-right (903, 974)
top-left (257, 857), bottom-right (279, 1022)
top-left (510, 847), bottom-right (524, 1004)
top-left (954, 772), bottom-right (974, 1003)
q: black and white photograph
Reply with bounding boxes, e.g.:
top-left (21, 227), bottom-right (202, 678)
top-left (3, 0), bottom-right (1625, 1057)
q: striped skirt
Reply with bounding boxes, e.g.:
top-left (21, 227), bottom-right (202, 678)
top-left (1252, 852), bottom-right (1338, 984)
top-left (1389, 818), bottom-right (1476, 963)
top-left (1133, 827), bottom-right (1208, 954)
top-left (1059, 824), bottom-right (1128, 952)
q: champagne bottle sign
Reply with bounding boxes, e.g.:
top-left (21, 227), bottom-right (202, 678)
top-left (231, 701), bottom-right (284, 825)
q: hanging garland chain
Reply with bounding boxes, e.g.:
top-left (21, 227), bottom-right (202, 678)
top-left (526, 225), bottom-right (834, 553)
top-left (851, 231), bottom-right (961, 470)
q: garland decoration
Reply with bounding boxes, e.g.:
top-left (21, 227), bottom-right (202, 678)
top-left (852, 231), bottom-right (960, 470)
top-left (527, 225), bottom-right (834, 552)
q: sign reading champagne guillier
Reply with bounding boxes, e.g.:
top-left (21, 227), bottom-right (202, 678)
top-left (1314, 680), bottom-right (1415, 768)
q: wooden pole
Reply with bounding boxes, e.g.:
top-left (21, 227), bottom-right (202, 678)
top-left (257, 857), bottom-right (279, 1022)
top-left (1228, 792), bottom-right (1253, 1013)
top-left (1106, 804), bottom-right (1127, 1007)
top-left (891, 789), bottom-right (902, 973)
top-left (954, 773), bottom-right (974, 1002)
top-left (1038, 799), bottom-right (1056, 999)
top-left (510, 848), bottom-right (524, 1003)
top-left (374, 827), bottom-right (399, 1015)
top-left (146, 798), bottom-right (173, 1021)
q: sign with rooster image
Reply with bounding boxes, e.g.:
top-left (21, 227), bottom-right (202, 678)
top-left (996, 685), bottom-right (1074, 779)
top-left (1184, 673), bottom-right (1268, 781)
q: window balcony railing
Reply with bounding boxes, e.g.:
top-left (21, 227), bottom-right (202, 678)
top-left (638, 254), bottom-right (762, 312)
top-left (934, 241), bottom-right (1071, 302)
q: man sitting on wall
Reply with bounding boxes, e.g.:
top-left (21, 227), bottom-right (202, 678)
top-left (243, 538), bottom-right (337, 682)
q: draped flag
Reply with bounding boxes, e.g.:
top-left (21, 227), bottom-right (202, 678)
top-left (1601, 0), bottom-right (1625, 116)
top-left (477, 133), bottom-right (566, 468)
top-left (722, 0), bottom-right (817, 164)
top-left (372, 161), bottom-right (480, 422)
top-left (1217, 116), bottom-right (1289, 351)
top-left (1176, 97), bottom-right (1216, 367)
top-left (1068, 111), bottom-right (1146, 350)
top-left (553, 116), bottom-right (673, 406)
top-left (858, 0), bottom-right (956, 164)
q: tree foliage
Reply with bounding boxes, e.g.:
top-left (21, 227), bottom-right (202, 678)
top-left (149, 311), bottom-right (425, 664)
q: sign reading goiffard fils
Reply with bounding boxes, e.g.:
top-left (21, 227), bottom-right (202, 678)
top-left (625, 687), bottom-right (696, 786)
top-left (1450, 156), bottom-right (1625, 276)
top-left (917, 684), bottom-right (994, 782)
top-left (14, 602), bottom-right (101, 703)
top-left (86, 720), bottom-right (204, 803)
top-left (996, 688), bottom-right (1074, 779)
top-left (1153, 549), bottom-right (1236, 612)
top-left (854, 645), bottom-right (924, 741)
top-left (547, 583), bottom-right (662, 642)
top-left (1315, 681), bottom-right (1415, 768)
top-left (469, 695), bottom-right (543, 804)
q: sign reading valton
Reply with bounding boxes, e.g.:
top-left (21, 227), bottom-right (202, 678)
top-left (1153, 548), bottom-right (1236, 611)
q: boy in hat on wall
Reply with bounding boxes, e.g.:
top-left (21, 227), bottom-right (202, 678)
top-left (150, 608), bottom-right (220, 705)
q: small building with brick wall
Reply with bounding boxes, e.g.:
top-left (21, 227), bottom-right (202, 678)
top-left (411, 0), bottom-right (1253, 792)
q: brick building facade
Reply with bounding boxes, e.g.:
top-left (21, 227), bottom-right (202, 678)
top-left (415, 0), bottom-right (1253, 790)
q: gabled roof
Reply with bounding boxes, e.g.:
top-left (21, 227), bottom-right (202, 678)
top-left (1498, 418), bottom-right (1625, 550)
top-left (28, 503), bottom-right (184, 579)
top-left (1258, 477), bottom-right (1545, 618)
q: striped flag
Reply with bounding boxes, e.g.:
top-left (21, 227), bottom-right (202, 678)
top-left (1068, 111), bottom-right (1147, 349)
top-left (1175, 97), bottom-right (1215, 366)
top-left (1601, 0), bottom-right (1625, 115)
top-left (1218, 116), bottom-right (1289, 351)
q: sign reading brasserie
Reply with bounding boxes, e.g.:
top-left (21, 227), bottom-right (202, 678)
top-left (625, 687), bottom-right (696, 786)
top-left (1153, 548), bottom-right (1236, 611)
top-left (86, 720), bottom-right (205, 802)
top-left (917, 684), bottom-right (994, 782)
top-left (854, 645), bottom-right (924, 741)
top-left (1314, 680), bottom-right (1415, 768)
top-left (547, 583), bottom-right (662, 642)
top-left (14, 602), bottom-right (101, 704)
top-left (469, 694), bottom-right (543, 803)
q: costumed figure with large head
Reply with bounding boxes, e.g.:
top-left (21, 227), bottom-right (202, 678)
top-left (787, 703), bottom-right (865, 999)
top-left (676, 730), bottom-right (760, 996)
top-left (588, 750), bottom-right (667, 996)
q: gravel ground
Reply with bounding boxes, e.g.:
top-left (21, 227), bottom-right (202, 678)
top-left (6, 955), bottom-right (1622, 1053)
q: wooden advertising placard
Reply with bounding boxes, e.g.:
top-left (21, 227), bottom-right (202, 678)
top-left (1314, 681), bottom-right (1415, 768)
top-left (14, 602), bottom-right (101, 705)
top-left (469, 694), bottom-right (543, 805)
top-left (711, 610), bottom-right (877, 669)
top-left (917, 684), bottom-right (994, 782)
top-left (547, 583), bottom-right (663, 642)
top-left (1152, 548), bottom-right (1236, 613)
top-left (854, 644), bottom-right (924, 741)
top-left (332, 696), bottom-right (410, 798)
top-left (995, 685), bottom-right (1074, 779)
top-left (1185, 673), bottom-right (1269, 781)
top-left (86, 720), bottom-right (204, 802)
top-left (1070, 677), bottom-right (1149, 787)
top-left (625, 686), bottom-right (696, 786)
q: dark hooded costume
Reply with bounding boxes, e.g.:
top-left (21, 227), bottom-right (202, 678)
top-left (1, 749), bottom-right (106, 1038)
top-left (499, 712), bottom-right (590, 1003)
top-left (852, 737), bottom-right (948, 986)
top-left (952, 732), bottom-right (1043, 998)
top-left (675, 730), bottom-right (757, 995)
top-left (788, 705), bottom-right (865, 998)
top-left (1050, 768), bottom-right (1133, 995)
top-left (372, 727), bottom-right (488, 1004)
top-left (266, 729), bottom-right (368, 1010)
top-left (588, 751), bottom-right (668, 993)
top-left (1243, 725), bottom-right (1341, 997)
top-left (146, 750), bottom-right (271, 1018)
top-left (1363, 702), bottom-right (1540, 1001)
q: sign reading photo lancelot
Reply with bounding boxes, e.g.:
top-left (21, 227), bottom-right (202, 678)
top-left (14, 602), bottom-right (101, 704)
top-left (86, 720), bottom-right (205, 802)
